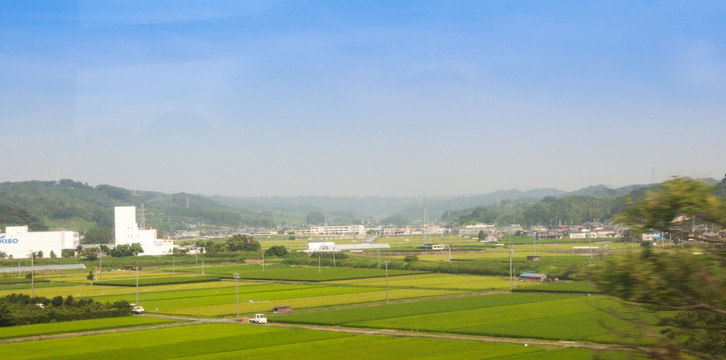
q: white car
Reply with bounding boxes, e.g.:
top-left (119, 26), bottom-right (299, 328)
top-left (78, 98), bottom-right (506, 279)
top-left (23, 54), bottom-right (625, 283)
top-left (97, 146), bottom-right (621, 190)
top-left (250, 314), bottom-right (267, 324)
top-left (131, 306), bottom-right (145, 314)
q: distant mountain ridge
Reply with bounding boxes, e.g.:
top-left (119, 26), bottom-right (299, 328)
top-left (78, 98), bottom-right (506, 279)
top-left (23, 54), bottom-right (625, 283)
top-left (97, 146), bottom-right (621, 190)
top-left (0, 180), bottom-right (274, 233)
top-left (1, 179), bottom-right (696, 231)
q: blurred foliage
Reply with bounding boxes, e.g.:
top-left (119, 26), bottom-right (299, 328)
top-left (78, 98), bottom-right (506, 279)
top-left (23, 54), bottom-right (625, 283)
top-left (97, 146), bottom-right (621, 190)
top-left (593, 177), bottom-right (726, 359)
top-left (617, 177), bottom-right (726, 242)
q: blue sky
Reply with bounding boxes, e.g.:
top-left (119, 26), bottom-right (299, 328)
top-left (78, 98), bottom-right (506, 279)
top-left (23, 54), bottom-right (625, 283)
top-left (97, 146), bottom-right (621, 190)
top-left (1, 1), bottom-right (725, 196)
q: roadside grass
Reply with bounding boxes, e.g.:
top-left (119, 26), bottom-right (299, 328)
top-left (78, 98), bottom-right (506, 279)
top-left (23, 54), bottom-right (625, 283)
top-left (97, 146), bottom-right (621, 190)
top-left (0, 322), bottom-right (631, 360)
top-left (0, 317), bottom-right (177, 340)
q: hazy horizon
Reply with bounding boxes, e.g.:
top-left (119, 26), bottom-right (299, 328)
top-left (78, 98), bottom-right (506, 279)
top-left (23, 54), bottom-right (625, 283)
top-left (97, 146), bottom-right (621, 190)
top-left (2, 1), bottom-right (724, 197)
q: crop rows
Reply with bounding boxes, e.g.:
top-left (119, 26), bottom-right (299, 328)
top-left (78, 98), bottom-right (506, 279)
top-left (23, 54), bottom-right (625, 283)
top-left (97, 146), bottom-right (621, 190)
top-left (0, 323), bottom-right (604, 360)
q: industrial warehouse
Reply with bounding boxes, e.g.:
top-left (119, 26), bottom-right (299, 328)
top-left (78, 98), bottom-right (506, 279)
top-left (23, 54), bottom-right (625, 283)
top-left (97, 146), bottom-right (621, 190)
top-left (0, 226), bottom-right (79, 259)
top-left (0, 205), bottom-right (174, 259)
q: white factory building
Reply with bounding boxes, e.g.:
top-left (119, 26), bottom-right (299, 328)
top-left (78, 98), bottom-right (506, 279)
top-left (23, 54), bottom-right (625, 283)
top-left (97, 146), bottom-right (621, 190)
top-left (114, 206), bottom-right (175, 255)
top-left (0, 226), bottom-right (79, 259)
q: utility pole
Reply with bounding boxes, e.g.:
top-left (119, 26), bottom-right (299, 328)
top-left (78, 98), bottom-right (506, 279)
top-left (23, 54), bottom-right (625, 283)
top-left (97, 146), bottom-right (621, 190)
top-left (318, 253), bottom-right (321, 274)
top-left (377, 250), bottom-right (380, 269)
top-left (589, 236), bottom-right (592, 265)
top-left (385, 261), bottom-right (390, 304)
top-left (133, 266), bottom-right (140, 305)
top-left (509, 237), bottom-right (514, 291)
top-left (30, 251), bottom-right (34, 298)
top-left (195, 252), bottom-right (198, 277)
top-left (233, 273), bottom-right (240, 320)
top-left (172, 256), bottom-right (175, 277)
top-left (262, 251), bottom-right (265, 272)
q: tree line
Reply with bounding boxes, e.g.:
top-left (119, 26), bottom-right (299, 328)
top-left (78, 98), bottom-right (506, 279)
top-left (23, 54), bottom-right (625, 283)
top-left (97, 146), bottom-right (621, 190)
top-left (0, 293), bottom-right (131, 326)
top-left (448, 194), bottom-right (628, 226)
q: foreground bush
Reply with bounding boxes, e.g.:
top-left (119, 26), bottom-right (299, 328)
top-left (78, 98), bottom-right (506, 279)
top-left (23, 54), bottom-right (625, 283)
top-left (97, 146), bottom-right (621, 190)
top-left (0, 293), bottom-right (131, 326)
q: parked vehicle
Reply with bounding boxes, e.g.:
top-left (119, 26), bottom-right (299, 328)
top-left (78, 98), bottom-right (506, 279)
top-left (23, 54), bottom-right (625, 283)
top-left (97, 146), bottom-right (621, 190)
top-left (250, 314), bottom-right (267, 324)
top-left (131, 306), bottom-right (145, 314)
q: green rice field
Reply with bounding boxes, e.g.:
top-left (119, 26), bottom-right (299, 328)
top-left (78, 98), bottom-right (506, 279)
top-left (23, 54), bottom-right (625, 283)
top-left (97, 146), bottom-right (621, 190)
top-left (0, 260), bottom-right (653, 358)
top-left (0, 317), bottom-right (177, 340)
top-left (0, 322), bottom-right (635, 360)
top-left (274, 292), bottom-right (655, 345)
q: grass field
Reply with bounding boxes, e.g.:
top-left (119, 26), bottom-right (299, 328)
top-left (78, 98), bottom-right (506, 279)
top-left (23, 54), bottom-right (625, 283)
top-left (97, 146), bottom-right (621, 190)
top-left (95, 275), bottom-right (222, 287)
top-left (197, 264), bottom-right (424, 281)
top-left (0, 317), bottom-right (177, 340)
top-left (514, 280), bottom-right (600, 293)
top-left (330, 273), bottom-right (512, 291)
top-left (275, 292), bottom-right (655, 345)
top-left (0, 278), bottom-right (51, 285)
top-left (0, 322), bottom-right (633, 360)
top-left (0, 260), bottom-right (658, 358)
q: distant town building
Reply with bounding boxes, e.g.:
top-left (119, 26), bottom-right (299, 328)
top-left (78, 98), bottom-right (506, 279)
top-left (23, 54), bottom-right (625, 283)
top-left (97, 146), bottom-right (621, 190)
top-left (310, 225), bottom-right (366, 236)
top-left (641, 231), bottom-right (662, 242)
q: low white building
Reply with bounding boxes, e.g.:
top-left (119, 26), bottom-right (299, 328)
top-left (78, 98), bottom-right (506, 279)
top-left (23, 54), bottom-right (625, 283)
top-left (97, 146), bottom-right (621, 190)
top-left (306, 241), bottom-right (337, 252)
top-left (304, 241), bottom-right (390, 253)
top-left (0, 226), bottom-right (79, 259)
top-left (115, 206), bottom-right (175, 255)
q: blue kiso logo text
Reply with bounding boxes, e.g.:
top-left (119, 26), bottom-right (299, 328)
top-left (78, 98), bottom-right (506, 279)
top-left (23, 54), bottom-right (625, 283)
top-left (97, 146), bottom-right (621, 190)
top-left (0, 235), bottom-right (19, 244)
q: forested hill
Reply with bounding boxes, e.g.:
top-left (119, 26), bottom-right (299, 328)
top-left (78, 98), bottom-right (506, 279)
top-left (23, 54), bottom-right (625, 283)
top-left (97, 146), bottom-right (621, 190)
top-left (445, 193), bottom-right (640, 227)
top-left (0, 180), bottom-right (274, 233)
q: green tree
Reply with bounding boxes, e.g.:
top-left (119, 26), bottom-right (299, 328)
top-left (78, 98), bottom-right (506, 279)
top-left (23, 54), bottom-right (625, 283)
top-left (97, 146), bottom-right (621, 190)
top-left (617, 177), bottom-right (725, 243)
top-left (109, 244), bottom-right (136, 257)
top-left (477, 230), bottom-right (485, 240)
top-left (79, 247), bottom-right (99, 261)
top-left (265, 245), bottom-right (288, 257)
top-left (225, 234), bottom-right (260, 252)
top-left (49, 250), bottom-right (56, 258)
top-left (130, 243), bottom-right (144, 256)
top-left (592, 177), bottom-right (726, 359)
